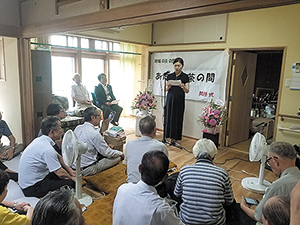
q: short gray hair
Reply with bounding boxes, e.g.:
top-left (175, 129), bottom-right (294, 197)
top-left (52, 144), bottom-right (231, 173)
top-left (32, 186), bottom-right (84, 225)
top-left (193, 138), bottom-right (217, 159)
top-left (269, 142), bottom-right (297, 160)
top-left (41, 116), bottom-right (60, 135)
top-left (262, 195), bottom-right (290, 225)
top-left (139, 116), bottom-right (156, 135)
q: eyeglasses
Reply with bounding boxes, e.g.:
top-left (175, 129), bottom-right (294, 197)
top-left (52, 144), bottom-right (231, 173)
top-left (266, 156), bottom-right (278, 166)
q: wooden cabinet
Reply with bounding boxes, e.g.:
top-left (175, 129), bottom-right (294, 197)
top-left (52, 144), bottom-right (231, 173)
top-left (31, 50), bottom-right (52, 136)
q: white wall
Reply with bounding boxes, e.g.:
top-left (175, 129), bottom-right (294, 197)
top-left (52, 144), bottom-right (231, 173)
top-left (147, 4), bottom-right (300, 144)
top-left (73, 24), bottom-right (152, 45)
top-left (0, 0), bottom-right (20, 27)
top-left (20, 0), bottom-right (100, 26)
top-left (0, 37), bottom-right (23, 143)
top-left (152, 14), bottom-right (227, 45)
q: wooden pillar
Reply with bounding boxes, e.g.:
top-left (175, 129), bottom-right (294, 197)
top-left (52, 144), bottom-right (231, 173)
top-left (17, 38), bottom-right (35, 145)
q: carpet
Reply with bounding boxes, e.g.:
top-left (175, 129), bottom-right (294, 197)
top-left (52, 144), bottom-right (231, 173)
top-left (83, 192), bottom-right (117, 225)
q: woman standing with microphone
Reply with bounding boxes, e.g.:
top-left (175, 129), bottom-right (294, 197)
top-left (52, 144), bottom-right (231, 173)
top-left (163, 57), bottom-right (189, 147)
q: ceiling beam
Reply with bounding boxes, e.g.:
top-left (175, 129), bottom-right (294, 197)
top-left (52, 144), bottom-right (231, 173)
top-left (0, 25), bottom-right (22, 38)
top-left (21, 0), bottom-right (300, 38)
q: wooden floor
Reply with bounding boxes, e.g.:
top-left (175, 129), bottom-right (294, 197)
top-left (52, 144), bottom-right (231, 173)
top-left (83, 116), bottom-right (277, 203)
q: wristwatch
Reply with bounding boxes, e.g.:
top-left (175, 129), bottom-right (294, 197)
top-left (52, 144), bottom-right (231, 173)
top-left (12, 202), bottom-right (17, 210)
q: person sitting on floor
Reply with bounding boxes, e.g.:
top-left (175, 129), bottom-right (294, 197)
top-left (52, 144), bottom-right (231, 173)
top-left (0, 161), bottom-right (18, 182)
top-left (239, 141), bottom-right (300, 225)
top-left (31, 186), bottom-right (85, 225)
top-left (125, 116), bottom-right (168, 183)
top-left (174, 138), bottom-right (235, 225)
top-left (262, 195), bottom-right (290, 225)
top-left (94, 73), bottom-right (122, 126)
top-left (38, 103), bottom-right (67, 136)
top-left (0, 170), bottom-right (34, 225)
top-left (37, 103), bottom-right (67, 154)
top-left (46, 103), bottom-right (67, 119)
top-left (74, 107), bottom-right (124, 176)
top-left (19, 116), bottom-right (76, 198)
top-left (113, 150), bottom-right (184, 225)
top-left (71, 73), bottom-right (93, 116)
top-left (0, 111), bottom-right (24, 161)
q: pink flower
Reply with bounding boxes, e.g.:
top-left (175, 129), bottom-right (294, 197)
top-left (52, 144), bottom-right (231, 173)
top-left (209, 119), bottom-right (217, 126)
top-left (214, 110), bottom-right (220, 115)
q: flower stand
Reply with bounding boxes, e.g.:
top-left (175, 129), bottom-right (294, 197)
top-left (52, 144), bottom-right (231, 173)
top-left (202, 129), bottom-right (219, 148)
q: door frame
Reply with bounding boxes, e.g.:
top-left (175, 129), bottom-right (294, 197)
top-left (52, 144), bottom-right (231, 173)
top-left (223, 47), bottom-right (286, 147)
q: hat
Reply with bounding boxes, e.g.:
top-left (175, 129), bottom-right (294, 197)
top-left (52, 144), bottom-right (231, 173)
top-left (193, 138), bottom-right (217, 159)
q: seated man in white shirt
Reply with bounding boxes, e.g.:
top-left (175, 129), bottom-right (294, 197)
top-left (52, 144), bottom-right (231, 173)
top-left (125, 116), bottom-right (168, 183)
top-left (74, 107), bottom-right (124, 176)
top-left (71, 73), bottom-right (93, 114)
top-left (19, 116), bottom-right (76, 198)
top-left (113, 150), bottom-right (184, 225)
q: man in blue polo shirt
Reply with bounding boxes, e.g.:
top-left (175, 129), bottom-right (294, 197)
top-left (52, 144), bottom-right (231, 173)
top-left (0, 111), bottom-right (24, 160)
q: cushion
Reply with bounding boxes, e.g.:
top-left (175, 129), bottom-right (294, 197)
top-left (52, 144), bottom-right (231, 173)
top-left (169, 161), bottom-right (177, 170)
top-left (84, 163), bottom-right (127, 194)
top-left (83, 192), bottom-right (116, 225)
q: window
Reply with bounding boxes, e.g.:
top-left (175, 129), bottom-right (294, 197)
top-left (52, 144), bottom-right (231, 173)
top-left (51, 55), bottom-right (75, 109)
top-left (109, 59), bottom-right (121, 99)
top-left (49, 35), bottom-right (126, 109)
top-left (82, 57), bottom-right (105, 94)
top-left (68, 36), bottom-right (78, 47)
top-left (95, 40), bottom-right (108, 50)
top-left (113, 42), bottom-right (121, 52)
top-left (0, 37), bottom-right (5, 81)
top-left (50, 35), bottom-right (67, 46)
top-left (81, 38), bottom-right (89, 49)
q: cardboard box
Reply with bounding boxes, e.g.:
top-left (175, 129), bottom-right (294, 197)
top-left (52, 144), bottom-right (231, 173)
top-left (103, 132), bottom-right (126, 152)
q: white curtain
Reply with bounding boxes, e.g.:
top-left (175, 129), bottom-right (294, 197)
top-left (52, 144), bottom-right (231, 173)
top-left (117, 43), bottom-right (138, 116)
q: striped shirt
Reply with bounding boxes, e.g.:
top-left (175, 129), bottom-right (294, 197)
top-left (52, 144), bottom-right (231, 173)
top-left (174, 159), bottom-right (234, 225)
top-left (0, 120), bottom-right (12, 140)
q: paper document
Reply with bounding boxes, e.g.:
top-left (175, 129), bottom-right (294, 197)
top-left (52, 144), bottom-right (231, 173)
top-left (290, 125), bottom-right (300, 130)
top-left (167, 80), bottom-right (181, 86)
top-left (111, 100), bottom-right (120, 104)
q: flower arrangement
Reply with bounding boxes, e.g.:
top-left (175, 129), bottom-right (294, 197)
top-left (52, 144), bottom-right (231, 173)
top-left (131, 91), bottom-right (157, 111)
top-left (199, 98), bottom-right (227, 133)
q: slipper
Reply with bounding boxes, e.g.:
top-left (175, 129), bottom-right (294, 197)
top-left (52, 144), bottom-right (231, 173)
top-left (174, 141), bottom-right (181, 147)
top-left (167, 140), bottom-right (174, 146)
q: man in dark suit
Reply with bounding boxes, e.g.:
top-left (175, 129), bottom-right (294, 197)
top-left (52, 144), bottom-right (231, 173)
top-left (94, 73), bottom-right (123, 126)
